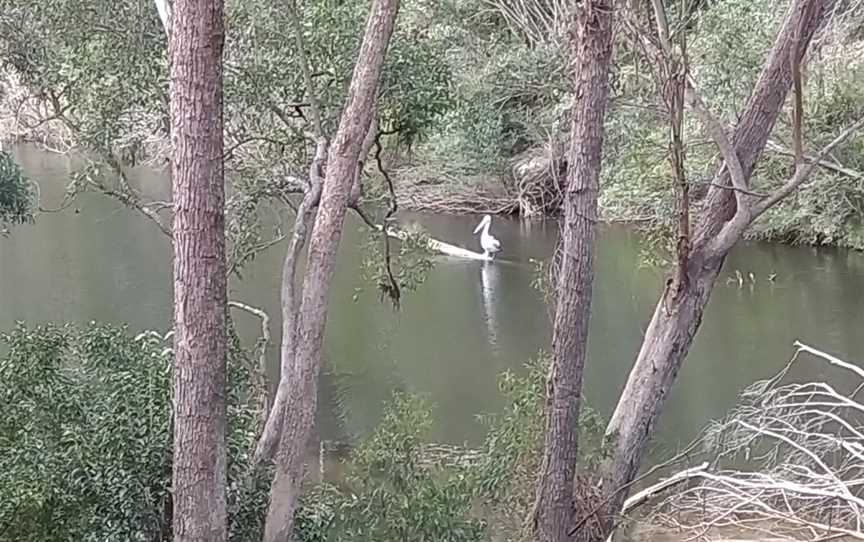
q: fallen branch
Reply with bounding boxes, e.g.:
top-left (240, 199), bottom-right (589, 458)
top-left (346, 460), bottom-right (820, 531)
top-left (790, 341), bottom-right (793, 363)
top-left (366, 222), bottom-right (493, 261)
top-left (645, 342), bottom-right (864, 541)
top-left (619, 462), bottom-right (710, 516)
top-left (766, 140), bottom-right (863, 180)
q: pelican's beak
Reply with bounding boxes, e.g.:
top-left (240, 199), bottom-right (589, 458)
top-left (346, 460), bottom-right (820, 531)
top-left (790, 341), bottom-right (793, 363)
top-left (473, 221), bottom-right (484, 234)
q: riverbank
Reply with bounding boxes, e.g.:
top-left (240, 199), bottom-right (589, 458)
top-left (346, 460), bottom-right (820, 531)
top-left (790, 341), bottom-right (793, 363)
top-left (3, 118), bottom-right (862, 254)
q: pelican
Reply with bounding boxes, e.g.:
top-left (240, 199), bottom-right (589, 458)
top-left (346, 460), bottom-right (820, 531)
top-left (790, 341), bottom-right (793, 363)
top-left (473, 214), bottom-right (501, 259)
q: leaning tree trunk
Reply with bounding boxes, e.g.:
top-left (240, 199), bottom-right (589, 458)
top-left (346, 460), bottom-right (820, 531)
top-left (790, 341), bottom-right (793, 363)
top-left (169, 0), bottom-right (227, 541)
top-left (533, 2), bottom-right (615, 542)
top-left (261, 0), bottom-right (400, 540)
top-left (592, 1), bottom-right (837, 538)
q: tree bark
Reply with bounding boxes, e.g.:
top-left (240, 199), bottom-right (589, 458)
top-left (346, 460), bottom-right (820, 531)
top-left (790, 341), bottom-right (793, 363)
top-left (169, 0), bottom-right (227, 541)
top-left (592, 1), bottom-right (837, 538)
top-left (251, 0), bottom-right (329, 470)
top-left (252, 138), bottom-right (326, 468)
top-left (533, 2), bottom-right (615, 542)
top-left (261, 0), bottom-right (400, 539)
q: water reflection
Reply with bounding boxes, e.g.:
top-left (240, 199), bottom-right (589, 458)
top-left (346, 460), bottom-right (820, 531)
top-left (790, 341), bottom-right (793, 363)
top-left (479, 261), bottom-right (501, 355)
top-left (3, 145), bottom-right (864, 460)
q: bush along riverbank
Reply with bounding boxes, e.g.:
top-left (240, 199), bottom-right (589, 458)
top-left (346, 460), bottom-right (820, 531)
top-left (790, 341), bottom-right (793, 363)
top-left (3, 0), bottom-right (863, 250)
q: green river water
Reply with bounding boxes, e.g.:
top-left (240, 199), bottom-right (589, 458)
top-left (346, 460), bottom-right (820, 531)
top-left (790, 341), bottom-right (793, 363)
top-left (3, 145), bottom-right (864, 464)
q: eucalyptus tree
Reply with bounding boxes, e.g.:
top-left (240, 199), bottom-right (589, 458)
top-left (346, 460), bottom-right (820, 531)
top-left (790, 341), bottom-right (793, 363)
top-left (551, 1), bottom-right (864, 539)
top-left (532, 1), bottom-right (615, 541)
top-left (168, 0), bottom-right (229, 540)
top-left (2, 0), bottom-right (449, 539)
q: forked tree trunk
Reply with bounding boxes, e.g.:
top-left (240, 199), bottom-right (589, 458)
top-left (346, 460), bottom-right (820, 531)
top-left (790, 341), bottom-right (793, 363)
top-left (168, 0), bottom-right (227, 541)
top-left (261, 0), bottom-right (400, 540)
top-left (533, 2), bottom-right (615, 542)
top-left (592, 1), bottom-right (836, 538)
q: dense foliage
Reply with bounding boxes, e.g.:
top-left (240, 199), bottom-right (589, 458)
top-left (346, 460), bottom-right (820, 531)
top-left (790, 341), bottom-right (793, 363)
top-left (296, 393), bottom-right (486, 542)
top-left (0, 151), bottom-right (33, 230)
top-left (400, 0), bottom-right (864, 248)
top-left (0, 324), bottom-right (174, 541)
top-left (2, 0), bottom-right (861, 249)
top-left (0, 0), bottom-right (454, 274)
top-left (0, 323), bottom-right (261, 542)
top-left (0, 322), bottom-right (604, 541)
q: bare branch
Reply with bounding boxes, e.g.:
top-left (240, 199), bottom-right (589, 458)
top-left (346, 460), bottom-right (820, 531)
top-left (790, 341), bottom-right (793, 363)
top-left (618, 462), bottom-right (710, 516)
top-left (752, 116), bottom-right (864, 218)
top-left (646, 0), bottom-right (755, 259)
top-left (92, 180), bottom-right (173, 238)
top-left (226, 233), bottom-right (287, 278)
top-left (766, 140), bottom-right (863, 180)
top-left (349, 203), bottom-right (377, 229)
top-left (699, 180), bottom-right (769, 198)
top-left (153, 0), bottom-right (172, 37)
top-left (649, 0), bottom-right (672, 55)
top-left (644, 343), bottom-right (864, 541)
top-left (793, 341), bottom-right (864, 380)
top-left (287, 0), bottom-right (324, 139)
top-left (223, 136), bottom-right (290, 160)
top-left (228, 300), bottom-right (271, 421)
top-left (667, 34), bottom-right (689, 292)
top-left (375, 132), bottom-right (401, 309)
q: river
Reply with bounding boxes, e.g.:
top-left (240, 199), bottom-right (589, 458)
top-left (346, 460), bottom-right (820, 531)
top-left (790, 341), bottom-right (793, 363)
top-left (3, 145), bottom-right (864, 464)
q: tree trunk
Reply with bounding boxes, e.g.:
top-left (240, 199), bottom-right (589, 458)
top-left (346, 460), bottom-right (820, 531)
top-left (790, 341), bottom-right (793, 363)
top-left (261, 0), bottom-right (400, 539)
top-left (593, 1), bottom-right (836, 537)
top-left (533, 2), bottom-right (615, 542)
top-left (169, 0), bottom-right (227, 541)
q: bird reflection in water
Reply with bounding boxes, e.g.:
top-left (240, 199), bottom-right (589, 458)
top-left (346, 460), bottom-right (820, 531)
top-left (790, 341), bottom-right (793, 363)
top-left (479, 260), bottom-right (501, 355)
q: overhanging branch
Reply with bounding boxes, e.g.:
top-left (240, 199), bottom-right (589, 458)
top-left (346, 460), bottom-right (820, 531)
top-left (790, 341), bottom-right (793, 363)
top-left (752, 116), bottom-right (864, 218)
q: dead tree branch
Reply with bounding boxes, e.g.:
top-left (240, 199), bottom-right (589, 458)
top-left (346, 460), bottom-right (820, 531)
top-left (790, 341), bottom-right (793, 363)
top-left (646, 343), bottom-right (864, 541)
top-left (752, 116), bottom-right (864, 218)
top-left (766, 140), bottom-right (863, 180)
top-left (228, 300), bottom-right (271, 421)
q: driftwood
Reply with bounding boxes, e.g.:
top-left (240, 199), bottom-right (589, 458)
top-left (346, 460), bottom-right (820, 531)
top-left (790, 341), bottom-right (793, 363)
top-left (367, 222), bottom-right (493, 261)
top-left (643, 343), bottom-right (864, 542)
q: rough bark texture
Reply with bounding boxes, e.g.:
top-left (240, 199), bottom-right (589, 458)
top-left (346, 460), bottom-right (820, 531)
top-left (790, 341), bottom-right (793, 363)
top-left (253, 138), bottom-right (326, 467)
top-left (533, 2), bottom-right (615, 542)
top-left (261, 0), bottom-right (400, 539)
top-left (169, 0), bottom-right (227, 541)
top-left (593, 1), bottom-right (836, 538)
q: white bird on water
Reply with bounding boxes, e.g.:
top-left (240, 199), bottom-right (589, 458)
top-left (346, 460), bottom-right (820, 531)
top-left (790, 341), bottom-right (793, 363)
top-left (473, 214), bottom-right (501, 259)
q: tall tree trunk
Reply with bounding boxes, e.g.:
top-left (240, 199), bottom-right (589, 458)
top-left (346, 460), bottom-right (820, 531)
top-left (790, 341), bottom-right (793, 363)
top-left (592, 1), bottom-right (836, 538)
top-left (169, 0), bottom-right (227, 541)
top-left (261, 0), bottom-right (400, 539)
top-left (533, 2), bottom-right (615, 542)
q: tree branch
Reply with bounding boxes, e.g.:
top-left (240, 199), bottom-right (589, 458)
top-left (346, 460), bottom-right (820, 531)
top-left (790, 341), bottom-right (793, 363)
top-left (684, 81), bottom-right (751, 256)
top-left (223, 136), bottom-right (290, 160)
top-left (650, 0), bottom-right (752, 259)
top-left (752, 116), bottom-right (864, 218)
top-left (766, 140), bottom-right (863, 180)
top-left (287, 0), bottom-right (324, 139)
top-left (649, 0), bottom-right (672, 56)
top-left (792, 23), bottom-right (804, 168)
top-left (92, 181), bottom-right (173, 238)
top-left (153, 0), bottom-right (171, 37)
top-left (252, 137), bottom-right (325, 467)
top-left (228, 300), bottom-right (271, 421)
top-left (375, 132), bottom-right (401, 309)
